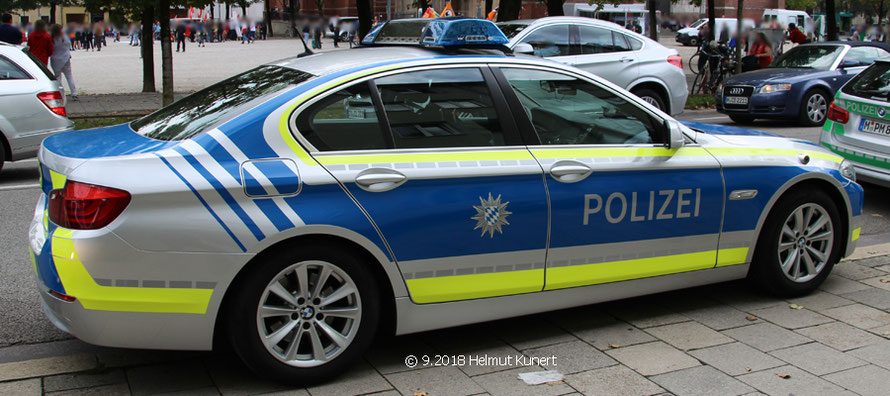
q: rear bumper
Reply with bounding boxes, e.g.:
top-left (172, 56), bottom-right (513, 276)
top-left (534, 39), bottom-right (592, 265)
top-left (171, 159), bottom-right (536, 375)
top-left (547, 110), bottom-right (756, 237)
top-left (9, 123), bottom-right (75, 161)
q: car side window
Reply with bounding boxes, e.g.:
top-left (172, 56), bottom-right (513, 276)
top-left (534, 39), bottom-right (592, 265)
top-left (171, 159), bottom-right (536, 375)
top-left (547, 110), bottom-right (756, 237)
top-left (520, 25), bottom-right (571, 57)
top-left (577, 26), bottom-right (630, 54)
top-left (843, 47), bottom-right (878, 66)
top-left (374, 68), bottom-right (506, 148)
top-left (296, 82), bottom-right (388, 151)
top-left (0, 56), bottom-right (30, 80)
top-left (501, 68), bottom-right (663, 145)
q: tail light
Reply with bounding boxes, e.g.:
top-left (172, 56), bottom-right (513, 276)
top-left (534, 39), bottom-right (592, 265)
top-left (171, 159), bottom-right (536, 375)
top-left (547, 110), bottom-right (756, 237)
top-left (37, 91), bottom-right (67, 117)
top-left (827, 101), bottom-right (849, 124)
top-left (48, 181), bottom-right (131, 230)
top-left (667, 55), bottom-right (682, 68)
top-left (49, 290), bottom-right (76, 302)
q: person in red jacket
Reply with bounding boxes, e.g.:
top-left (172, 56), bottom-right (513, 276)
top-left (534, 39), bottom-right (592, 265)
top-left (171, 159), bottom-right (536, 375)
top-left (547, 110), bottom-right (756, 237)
top-left (787, 23), bottom-right (808, 44)
top-left (27, 20), bottom-right (53, 65)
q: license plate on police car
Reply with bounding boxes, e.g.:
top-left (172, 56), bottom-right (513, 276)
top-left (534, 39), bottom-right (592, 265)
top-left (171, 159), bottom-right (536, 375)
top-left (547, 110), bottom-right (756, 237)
top-left (725, 96), bottom-right (748, 105)
top-left (859, 119), bottom-right (890, 136)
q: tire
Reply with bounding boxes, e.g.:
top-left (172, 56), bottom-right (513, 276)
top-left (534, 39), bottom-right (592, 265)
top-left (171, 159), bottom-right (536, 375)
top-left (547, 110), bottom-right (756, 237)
top-left (689, 53), bottom-right (701, 74)
top-left (729, 115), bottom-right (756, 124)
top-left (227, 244), bottom-right (381, 385)
top-left (632, 88), bottom-right (667, 112)
top-left (799, 89), bottom-right (830, 126)
top-left (749, 189), bottom-right (843, 297)
top-left (689, 37), bottom-right (700, 47)
top-left (0, 137), bottom-right (5, 173)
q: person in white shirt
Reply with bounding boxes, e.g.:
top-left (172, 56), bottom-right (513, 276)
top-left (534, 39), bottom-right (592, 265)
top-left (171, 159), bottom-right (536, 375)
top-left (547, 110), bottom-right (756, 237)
top-left (49, 24), bottom-right (77, 100)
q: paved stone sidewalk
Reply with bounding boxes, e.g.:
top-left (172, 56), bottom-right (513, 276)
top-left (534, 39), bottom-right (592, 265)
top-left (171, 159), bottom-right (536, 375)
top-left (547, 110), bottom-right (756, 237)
top-left (3, 248), bottom-right (890, 396)
top-left (66, 93), bottom-right (186, 118)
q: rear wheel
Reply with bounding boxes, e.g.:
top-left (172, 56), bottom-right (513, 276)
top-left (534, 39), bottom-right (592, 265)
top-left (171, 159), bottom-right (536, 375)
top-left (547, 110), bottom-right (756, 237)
top-left (632, 88), bottom-right (666, 112)
top-left (689, 37), bottom-right (700, 47)
top-left (227, 244), bottom-right (380, 385)
top-left (749, 189), bottom-right (842, 296)
top-left (799, 90), bottom-right (829, 126)
top-left (0, 138), bottom-right (5, 173)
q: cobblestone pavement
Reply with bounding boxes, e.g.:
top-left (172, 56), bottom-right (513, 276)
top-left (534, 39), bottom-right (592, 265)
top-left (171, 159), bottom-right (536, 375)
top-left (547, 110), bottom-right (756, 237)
top-left (3, 245), bottom-right (890, 396)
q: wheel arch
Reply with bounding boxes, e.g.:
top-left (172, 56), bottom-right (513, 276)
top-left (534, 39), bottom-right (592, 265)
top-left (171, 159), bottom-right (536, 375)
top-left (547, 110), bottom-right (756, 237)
top-left (628, 78), bottom-right (672, 114)
top-left (747, 172), bottom-right (852, 269)
top-left (0, 129), bottom-right (10, 162)
top-left (212, 227), bottom-right (404, 349)
top-left (798, 83), bottom-right (833, 114)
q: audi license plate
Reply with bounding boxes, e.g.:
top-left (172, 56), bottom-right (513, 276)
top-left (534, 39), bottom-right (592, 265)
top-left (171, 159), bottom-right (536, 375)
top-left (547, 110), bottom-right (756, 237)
top-left (860, 118), bottom-right (890, 136)
top-left (724, 96), bottom-right (748, 105)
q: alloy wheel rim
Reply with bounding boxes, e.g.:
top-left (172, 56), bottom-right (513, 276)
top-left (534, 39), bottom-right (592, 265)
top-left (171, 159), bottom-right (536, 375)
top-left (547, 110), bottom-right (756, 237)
top-left (642, 96), bottom-right (661, 109)
top-left (777, 203), bottom-right (833, 283)
top-left (256, 260), bottom-right (361, 367)
top-left (807, 94), bottom-right (827, 122)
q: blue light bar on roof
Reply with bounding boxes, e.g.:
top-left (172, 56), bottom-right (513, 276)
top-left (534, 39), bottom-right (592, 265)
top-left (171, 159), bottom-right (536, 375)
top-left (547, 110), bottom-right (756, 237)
top-left (420, 18), bottom-right (509, 47)
top-left (361, 22), bottom-right (386, 45)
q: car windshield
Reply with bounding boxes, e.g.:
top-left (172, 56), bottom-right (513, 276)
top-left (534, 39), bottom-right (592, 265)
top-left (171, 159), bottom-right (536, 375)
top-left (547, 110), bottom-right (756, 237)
top-left (690, 19), bottom-right (707, 28)
top-left (498, 23), bottom-right (530, 38)
top-left (770, 45), bottom-right (843, 70)
top-left (131, 65), bottom-right (314, 141)
top-left (842, 62), bottom-right (890, 101)
top-left (372, 20), bottom-right (431, 44)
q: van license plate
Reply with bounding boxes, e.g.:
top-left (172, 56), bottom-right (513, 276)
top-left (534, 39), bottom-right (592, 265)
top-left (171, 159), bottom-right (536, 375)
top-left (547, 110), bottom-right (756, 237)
top-left (860, 119), bottom-right (890, 136)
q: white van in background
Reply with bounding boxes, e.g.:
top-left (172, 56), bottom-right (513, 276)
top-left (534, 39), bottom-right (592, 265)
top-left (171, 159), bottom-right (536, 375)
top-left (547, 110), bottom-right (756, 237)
top-left (675, 18), bottom-right (756, 46)
top-left (762, 9), bottom-right (813, 31)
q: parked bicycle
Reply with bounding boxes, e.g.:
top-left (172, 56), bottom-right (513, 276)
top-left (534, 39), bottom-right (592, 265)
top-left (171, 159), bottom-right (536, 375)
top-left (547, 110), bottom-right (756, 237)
top-left (690, 41), bottom-right (737, 95)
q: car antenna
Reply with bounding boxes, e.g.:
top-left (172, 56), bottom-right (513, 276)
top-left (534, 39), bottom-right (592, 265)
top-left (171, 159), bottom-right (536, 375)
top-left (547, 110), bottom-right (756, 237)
top-left (297, 31), bottom-right (314, 58)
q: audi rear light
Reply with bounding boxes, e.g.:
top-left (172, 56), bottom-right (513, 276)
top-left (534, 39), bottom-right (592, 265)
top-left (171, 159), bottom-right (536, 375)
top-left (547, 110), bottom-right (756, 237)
top-left (667, 55), bottom-right (682, 68)
top-left (37, 91), bottom-right (66, 116)
top-left (827, 101), bottom-right (849, 124)
top-left (48, 181), bottom-right (131, 230)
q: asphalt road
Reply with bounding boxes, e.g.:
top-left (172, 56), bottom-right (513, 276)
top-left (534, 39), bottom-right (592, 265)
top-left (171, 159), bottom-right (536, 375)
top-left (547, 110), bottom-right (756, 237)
top-left (2, 110), bottom-right (890, 348)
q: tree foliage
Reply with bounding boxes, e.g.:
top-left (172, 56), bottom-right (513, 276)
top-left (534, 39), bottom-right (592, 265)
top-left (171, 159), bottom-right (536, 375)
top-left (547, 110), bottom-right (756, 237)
top-left (785, 0), bottom-right (818, 11)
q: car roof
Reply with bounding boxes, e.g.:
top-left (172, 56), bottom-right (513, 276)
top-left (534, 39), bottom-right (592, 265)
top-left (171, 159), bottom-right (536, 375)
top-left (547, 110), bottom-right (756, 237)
top-left (498, 16), bottom-right (658, 46)
top-left (268, 46), bottom-right (512, 77)
top-left (800, 41), bottom-right (890, 52)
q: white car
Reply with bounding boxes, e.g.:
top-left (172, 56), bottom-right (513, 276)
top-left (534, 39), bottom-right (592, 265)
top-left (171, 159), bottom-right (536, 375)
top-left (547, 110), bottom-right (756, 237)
top-left (0, 42), bottom-right (74, 172)
top-left (498, 17), bottom-right (687, 115)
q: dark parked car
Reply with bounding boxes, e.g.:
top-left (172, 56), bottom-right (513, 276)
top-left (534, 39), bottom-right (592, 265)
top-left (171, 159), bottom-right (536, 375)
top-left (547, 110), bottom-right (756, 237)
top-left (718, 42), bottom-right (890, 126)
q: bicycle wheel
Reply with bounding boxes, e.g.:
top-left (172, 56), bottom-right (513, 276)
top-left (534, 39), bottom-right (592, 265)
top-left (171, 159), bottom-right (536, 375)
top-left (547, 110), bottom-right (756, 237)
top-left (689, 53), bottom-right (701, 74)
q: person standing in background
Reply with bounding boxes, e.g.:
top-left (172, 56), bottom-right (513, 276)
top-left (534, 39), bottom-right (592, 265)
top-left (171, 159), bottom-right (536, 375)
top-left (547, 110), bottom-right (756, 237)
top-left (49, 24), bottom-right (77, 100)
top-left (0, 14), bottom-right (22, 44)
top-left (27, 20), bottom-right (53, 65)
top-left (175, 21), bottom-right (186, 52)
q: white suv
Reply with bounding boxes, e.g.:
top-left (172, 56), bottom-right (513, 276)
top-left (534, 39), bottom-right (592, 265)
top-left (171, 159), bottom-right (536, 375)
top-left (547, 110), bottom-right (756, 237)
top-left (0, 42), bottom-right (74, 172)
top-left (499, 17), bottom-right (688, 115)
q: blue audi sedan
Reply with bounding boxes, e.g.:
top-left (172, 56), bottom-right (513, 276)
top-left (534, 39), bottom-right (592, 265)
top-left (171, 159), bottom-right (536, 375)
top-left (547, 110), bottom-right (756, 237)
top-left (718, 42), bottom-right (890, 126)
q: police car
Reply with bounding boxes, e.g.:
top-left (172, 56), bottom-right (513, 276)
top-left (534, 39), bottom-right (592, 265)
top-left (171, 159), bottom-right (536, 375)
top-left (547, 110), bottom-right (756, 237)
top-left (29, 19), bottom-right (862, 384)
top-left (821, 58), bottom-right (890, 187)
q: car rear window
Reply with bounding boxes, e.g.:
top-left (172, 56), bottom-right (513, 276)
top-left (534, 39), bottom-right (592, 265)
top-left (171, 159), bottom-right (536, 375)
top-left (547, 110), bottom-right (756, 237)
top-left (842, 61), bottom-right (890, 102)
top-left (22, 48), bottom-right (55, 80)
top-left (131, 65), bottom-right (314, 141)
top-left (498, 23), bottom-right (530, 39)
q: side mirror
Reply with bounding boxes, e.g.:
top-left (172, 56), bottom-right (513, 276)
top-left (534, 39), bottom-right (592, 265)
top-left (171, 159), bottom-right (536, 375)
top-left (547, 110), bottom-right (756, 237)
top-left (513, 42), bottom-right (534, 55)
top-left (666, 119), bottom-right (686, 149)
top-left (839, 60), bottom-right (861, 68)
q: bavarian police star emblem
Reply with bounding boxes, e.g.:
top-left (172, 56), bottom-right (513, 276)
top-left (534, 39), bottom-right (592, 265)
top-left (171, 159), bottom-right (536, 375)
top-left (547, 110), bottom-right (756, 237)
top-left (471, 193), bottom-right (512, 238)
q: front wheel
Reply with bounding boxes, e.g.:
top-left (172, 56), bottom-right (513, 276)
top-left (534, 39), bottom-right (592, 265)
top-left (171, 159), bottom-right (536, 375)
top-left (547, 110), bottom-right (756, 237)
top-left (749, 189), bottom-right (843, 296)
top-left (227, 244), bottom-right (380, 385)
top-left (799, 90), bottom-right (829, 126)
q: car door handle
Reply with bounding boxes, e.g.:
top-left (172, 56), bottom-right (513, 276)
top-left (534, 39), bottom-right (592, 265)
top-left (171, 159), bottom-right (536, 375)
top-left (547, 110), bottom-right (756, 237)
top-left (354, 169), bottom-right (407, 192)
top-left (550, 161), bottom-right (592, 183)
top-left (619, 57), bottom-right (634, 63)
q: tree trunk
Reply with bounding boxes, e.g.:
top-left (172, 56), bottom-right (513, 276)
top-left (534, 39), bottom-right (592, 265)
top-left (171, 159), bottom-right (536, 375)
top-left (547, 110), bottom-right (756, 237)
top-left (315, 0), bottom-right (324, 16)
top-left (50, 3), bottom-right (56, 24)
top-left (241, 6), bottom-right (247, 16)
top-left (484, 0), bottom-right (492, 16)
top-left (210, 4), bottom-right (214, 20)
top-left (159, 0), bottom-right (174, 106)
top-left (357, 0), bottom-right (372, 39)
top-left (706, 0), bottom-right (716, 41)
top-left (735, 0), bottom-right (743, 74)
top-left (826, 0), bottom-right (838, 41)
top-left (496, 0), bottom-right (521, 21)
top-left (225, 4), bottom-right (230, 20)
top-left (647, 0), bottom-right (657, 40)
top-left (289, 0), bottom-right (297, 36)
top-left (417, 0), bottom-right (429, 15)
top-left (546, 0), bottom-right (564, 17)
top-left (141, 3), bottom-right (156, 93)
top-left (264, 0), bottom-right (273, 37)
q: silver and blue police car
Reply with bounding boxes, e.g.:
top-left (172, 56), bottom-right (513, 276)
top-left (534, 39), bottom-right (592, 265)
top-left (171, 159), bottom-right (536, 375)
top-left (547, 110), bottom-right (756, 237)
top-left (821, 58), bottom-right (890, 187)
top-left (29, 19), bottom-right (862, 384)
